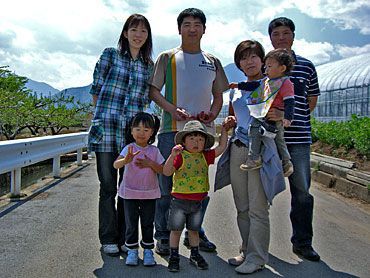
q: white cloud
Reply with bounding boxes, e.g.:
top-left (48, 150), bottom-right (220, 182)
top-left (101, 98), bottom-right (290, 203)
top-left (293, 1), bottom-right (370, 35)
top-left (292, 39), bottom-right (335, 65)
top-left (335, 43), bottom-right (370, 58)
top-left (0, 0), bottom-right (369, 90)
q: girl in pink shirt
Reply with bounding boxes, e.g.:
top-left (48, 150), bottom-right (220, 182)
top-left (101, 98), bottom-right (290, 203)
top-left (113, 112), bottom-right (164, 267)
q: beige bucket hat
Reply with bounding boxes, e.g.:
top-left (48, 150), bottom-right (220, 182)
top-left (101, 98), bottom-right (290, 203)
top-left (175, 120), bottom-right (215, 149)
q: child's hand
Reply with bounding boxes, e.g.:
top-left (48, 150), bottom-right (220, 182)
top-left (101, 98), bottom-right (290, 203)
top-left (222, 116), bottom-right (236, 130)
top-left (135, 154), bottom-right (152, 169)
top-left (283, 119), bottom-right (292, 128)
top-left (266, 108), bottom-right (284, 121)
top-left (171, 144), bottom-right (183, 156)
top-left (125, 145), bottom-right (140, 163)
top-left (229, 82), bottom-right (238, 89)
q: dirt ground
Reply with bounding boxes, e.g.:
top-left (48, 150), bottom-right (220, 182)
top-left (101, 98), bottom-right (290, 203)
top-left (311, 141), bottom-right (370, 172)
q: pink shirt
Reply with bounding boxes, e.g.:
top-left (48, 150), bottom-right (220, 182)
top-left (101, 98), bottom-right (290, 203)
top-left (118, 143), bottom-right (165, 199)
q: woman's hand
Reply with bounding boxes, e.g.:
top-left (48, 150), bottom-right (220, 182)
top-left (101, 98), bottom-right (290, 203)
top-left (229, 82), bottom-right (238, 89)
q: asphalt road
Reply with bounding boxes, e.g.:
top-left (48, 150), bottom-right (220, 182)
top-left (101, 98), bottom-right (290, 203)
top-left (0, 159), bottom-right (369, 278)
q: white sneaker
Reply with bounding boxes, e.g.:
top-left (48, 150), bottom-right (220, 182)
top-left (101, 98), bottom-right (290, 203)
top-left (235, 262), bottom-right (264, 274)
top-left (102, 244), bottom-right (120, 256)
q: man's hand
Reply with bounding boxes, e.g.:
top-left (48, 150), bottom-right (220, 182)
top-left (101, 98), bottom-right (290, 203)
top-left (173, 107), bottom-right (191, 121)
top-left (283, 119), bottom-right (292, 128)
top-left (197, 111), bottom-right (215, 123)
top-left (266, 108), bottom-right (284, 121)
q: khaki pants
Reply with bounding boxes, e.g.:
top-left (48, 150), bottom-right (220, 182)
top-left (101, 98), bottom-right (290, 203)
top-left (230, 141), bottom-right (270, 265)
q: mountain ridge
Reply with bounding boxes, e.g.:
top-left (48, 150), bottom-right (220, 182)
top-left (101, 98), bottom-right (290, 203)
top-left (25, 63), bottom-right (242, 104)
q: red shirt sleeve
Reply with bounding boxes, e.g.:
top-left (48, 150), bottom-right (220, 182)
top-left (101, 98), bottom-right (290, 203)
top-left (173, 154), bottom-right (183, 170)
top-left (203, 149), bottom-right (216, 165)
top-left (280, 79), bottom-right (294, 100)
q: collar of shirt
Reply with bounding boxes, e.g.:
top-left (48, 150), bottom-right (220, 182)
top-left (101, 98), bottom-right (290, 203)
top-left (121, 50), bottom-right (145, 62)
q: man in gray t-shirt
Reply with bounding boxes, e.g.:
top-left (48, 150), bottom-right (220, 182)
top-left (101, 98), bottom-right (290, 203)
top-left (149, 8), bottom-right (228, 260)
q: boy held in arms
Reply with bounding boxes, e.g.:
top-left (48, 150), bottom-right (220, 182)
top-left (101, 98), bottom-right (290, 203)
top-left (230, 48), bottom-right (295, 176)
top-left (163, 120), bottom-right (229, 272)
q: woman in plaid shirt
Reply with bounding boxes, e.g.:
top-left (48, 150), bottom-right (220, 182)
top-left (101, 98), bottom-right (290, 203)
top-left (88, 14), bottom-right (154, 256)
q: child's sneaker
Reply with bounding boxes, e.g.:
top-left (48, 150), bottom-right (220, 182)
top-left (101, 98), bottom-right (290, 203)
top-left (283, 160), bottom-right (294, 177)
top-left (155, 239), bottom-right (170, 255)
top-left (189, 253), bottom-right (209, 270)
top-left (168, 256), bottom-right (180, 272)
top-left (143, 249), bottom-right (156, 266)
top-left (102, 244), bottom-right (120, 256)
top-left (125, 249), bottom-right (139, 266)
top-left (120, 244), bottom-right (128, 253)
top-left (240, 158), bottom-right (262, 171)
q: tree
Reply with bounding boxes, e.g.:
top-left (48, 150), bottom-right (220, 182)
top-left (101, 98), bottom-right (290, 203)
top-left (0, 66), bottom-right (33, 139)
top-left (0, 66), bottom-right (91, 140)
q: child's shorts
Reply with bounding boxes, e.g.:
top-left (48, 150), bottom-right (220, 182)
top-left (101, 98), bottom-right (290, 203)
top-left (167, 198), bottom-right (202, 231)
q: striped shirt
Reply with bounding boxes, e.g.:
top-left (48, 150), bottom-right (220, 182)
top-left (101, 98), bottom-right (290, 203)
top-left (284, 52), bottom-right (320, 144)
top-left (89, 47), bottom-right (153, 153)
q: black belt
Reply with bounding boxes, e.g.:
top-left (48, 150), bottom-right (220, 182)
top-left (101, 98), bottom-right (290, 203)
top-left (233, 139), bottom-right (247, 148)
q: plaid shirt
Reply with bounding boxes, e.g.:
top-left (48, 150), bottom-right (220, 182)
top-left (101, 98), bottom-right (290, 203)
top-left (89, 47), bottom-right (152, 153)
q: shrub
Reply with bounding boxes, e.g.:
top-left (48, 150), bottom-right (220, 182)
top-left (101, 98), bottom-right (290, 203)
top-left (311, 115), bottom-right (370, 156)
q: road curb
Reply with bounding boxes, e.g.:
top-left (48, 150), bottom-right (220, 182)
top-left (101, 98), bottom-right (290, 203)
top-left (311, 152), bottom-right (370, 203)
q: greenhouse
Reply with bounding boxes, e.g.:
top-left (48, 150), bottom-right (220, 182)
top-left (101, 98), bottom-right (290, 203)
top-left (217, 52), bottom-right (370, 125)
top-left (314, 52), bottom-right (370, 122)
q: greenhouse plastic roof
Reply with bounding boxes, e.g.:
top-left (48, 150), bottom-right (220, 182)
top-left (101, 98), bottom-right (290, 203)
top-left (316, 52), bottom-right (370, 91)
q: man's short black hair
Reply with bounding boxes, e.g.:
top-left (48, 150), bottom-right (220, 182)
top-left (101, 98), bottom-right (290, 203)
top-left (177, 8), bottom-right (206, 30)
top-left (268, 17), bottom-right (295, 36)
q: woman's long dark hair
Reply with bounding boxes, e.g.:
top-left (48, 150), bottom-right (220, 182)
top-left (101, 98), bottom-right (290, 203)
top-left (118, 14), bottom-right (153, 65)
top-left (125, 112), bottom-right (160, 145)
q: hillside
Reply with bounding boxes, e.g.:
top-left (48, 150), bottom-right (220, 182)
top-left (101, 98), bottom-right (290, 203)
top-left (26, 79), bottom-right (60, 97)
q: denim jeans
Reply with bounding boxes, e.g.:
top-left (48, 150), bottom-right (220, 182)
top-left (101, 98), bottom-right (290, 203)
top-left (155, 132), bottom-right (210, 240)
top-left (287, 144), bottom-right (314, 247)
top-left (95, 152), bottom-right (125, 245)
top-left (168, 198), bottom-right (203, 231)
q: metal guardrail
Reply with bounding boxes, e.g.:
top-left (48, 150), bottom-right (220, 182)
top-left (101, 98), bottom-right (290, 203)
top-left (0, 132), bottom-right (88, 196)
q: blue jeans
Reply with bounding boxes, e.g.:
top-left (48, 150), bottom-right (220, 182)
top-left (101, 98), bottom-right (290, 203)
top-left (287, 144), bottom-right (314, 247)
top-left (155, 132), bottom-right (209, 240)
top-left (95, 152), bottom-right (125, 245)
top-left (168, 198), bottom-right (203, 231)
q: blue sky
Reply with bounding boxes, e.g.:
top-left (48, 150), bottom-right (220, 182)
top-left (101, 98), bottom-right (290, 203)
top-left (1, 0), bottom-right (369, 90)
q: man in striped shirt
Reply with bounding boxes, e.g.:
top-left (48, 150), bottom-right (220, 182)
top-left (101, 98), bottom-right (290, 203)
top-left (268, 17), bottom-right (321, 261)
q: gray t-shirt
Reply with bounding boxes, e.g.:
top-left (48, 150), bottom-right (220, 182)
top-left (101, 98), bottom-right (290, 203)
top-left (149, 47), bottom-right (229, 134)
